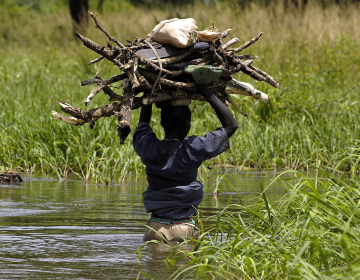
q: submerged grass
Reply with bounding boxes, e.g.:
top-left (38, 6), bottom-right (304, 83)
top-left (159, 152), bottom-right (360, 279)
top-left (0, 0), bottom-right (359, 181)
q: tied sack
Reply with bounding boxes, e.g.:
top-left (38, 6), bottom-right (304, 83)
top-left (147, 18), bottom-right (198, 48)
top-left (197, 29), bottom-right (222, 42)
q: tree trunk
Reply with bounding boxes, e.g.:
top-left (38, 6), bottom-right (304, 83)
top-left (69, 0), bottom-right (89, 34)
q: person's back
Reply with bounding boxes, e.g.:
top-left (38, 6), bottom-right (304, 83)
top-left (133, 84), bottom-right (238, 242)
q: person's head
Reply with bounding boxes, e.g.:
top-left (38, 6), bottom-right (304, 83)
top-left (160, 106), bottom-right (191, 140)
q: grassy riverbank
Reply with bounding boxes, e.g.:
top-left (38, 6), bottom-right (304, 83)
top-left (0, 0), bottom-right (359, 182)
top-left (156, 153), bottom-right (360, 279)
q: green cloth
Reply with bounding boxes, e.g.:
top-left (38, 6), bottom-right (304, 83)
top-left (184, 65), bottom-right (227, 84)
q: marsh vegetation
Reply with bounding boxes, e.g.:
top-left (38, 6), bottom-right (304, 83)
top-left (1, 0), bottom-right (359, 182)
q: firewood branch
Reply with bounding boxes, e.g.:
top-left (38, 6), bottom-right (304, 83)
top-left (54, 13), bottom-right (279, 144)
top-left (228, 32), bottom-right (263, 54)
top-left (88, 11), bottom-right (126, 49)
top-left (75, 33), bottom-right (122, 66)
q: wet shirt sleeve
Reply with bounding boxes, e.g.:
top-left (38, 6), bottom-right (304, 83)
top-left (184, 127), bottom-right (230, 162)
top-left (133, 122), bottom-right (156, 157)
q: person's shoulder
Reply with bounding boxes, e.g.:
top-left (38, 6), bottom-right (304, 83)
top-left (185, 128), bottom-right (228, 143)
top-left (134, 122), bottom-right (153, 134)
top-left (181, 128), bottom-right (229, 162)
top-left (133, 122), bottom-right (157, 148)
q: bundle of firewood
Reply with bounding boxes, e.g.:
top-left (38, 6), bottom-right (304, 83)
top-left (52, 13), bottom-right (279, 144)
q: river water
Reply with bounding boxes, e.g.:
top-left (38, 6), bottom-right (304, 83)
top-left (0, 171), bottom-right (286, 279)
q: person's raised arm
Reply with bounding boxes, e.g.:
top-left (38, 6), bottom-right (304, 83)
top-left (138, 104), bottom-right (152, 125)
top-left (197, 84), bottom-right (238, 138)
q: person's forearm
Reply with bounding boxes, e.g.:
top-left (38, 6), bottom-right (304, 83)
top-left (139, 104), bottom-right (152, 125)
top-left (198, 85), bottom-right (238, 137)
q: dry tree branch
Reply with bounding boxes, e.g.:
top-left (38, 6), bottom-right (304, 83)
top-left (84, 73), bottom-right (127, 106)
top-left (88, 56), bottom-right (105, 65)
top-left (228, 32), bottom-right (263, 54)
top-left (218, 28), bottom-right (232, 40)
top-left (75, 33), bottom-right (123, 66)
top-left (123, 58), bottom-right (141, 90)
top-left (222, 37), bottom-right (240, 50)
top-left (82, 74), bottom-right (126, 103)
top-left (56, 101), bottom-right (121, 122)
top-left (81, 73), bottom-right (127, 87)
top-left (139, 69), bottom-right (197, 90)
top-left (135, 53), bottom-right (184, 77)
top-left (116, 84), bottom-right (134, 144)
top-left (248, 65), bottom-right (280, 88)
top-left (88, 11), bottom-right (126, 49)
top-left (227, 55), bottom-right (279, 88)
top-left (52, 111), bottom-right (86, 125)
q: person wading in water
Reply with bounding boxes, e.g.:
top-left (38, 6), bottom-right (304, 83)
top-left (133, 78), bottom-right (238, 242)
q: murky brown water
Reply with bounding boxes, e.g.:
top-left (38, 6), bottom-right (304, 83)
top-left (0, 171), bottom-right (286, 279)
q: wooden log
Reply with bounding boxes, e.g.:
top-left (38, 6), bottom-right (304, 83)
top-left (242, 59), bottom-right (254, 67)
top-left (209, 46), bottom-right (225, 66)
top-left (228, 56), bottom-right (267, 82)
top-left (135, 53), bottom-right (184, 77)
top-left (218, 28), bottom-right (232, 40)
top-left (236, 54), bottom-right (259, 60)
top-left (57, 101), bottom-right (121, 122)
top-left (227, 55), bottom-right (278, 88)
top-left (116, 86), bottom-right (134, 145)
top-left (226, 78), bottom-right (268, 103)
top-left (53, 92), bottom-right (190, 124)
top-left (88, 56), bottom-right (105, 65)
top-left (82, 75), bottom-right (125, 102)
top-left (0, 173), bottom-right (23, 183)
top-left (52, 111), bottom-right (86, 125)
top-left (124, 58), bottom-right (141, 89)
top-left (81, 73), bottom-right (127, 87)
top-left (81, 78), bottom-right (103, 86)
top-left (138, 69), bottom-right (197, 90)
top-left (135, 69), bottom-right (153, 92)
top-left (75, 33), bottom-right (122, 66)
top-left (222, 37), bottom-right (240, 50)
top-left (54, 84), bottom-right (228, 126)
top-left (248, 65), bottom-right (280, 88)
top-left (84, 73), bottom-right (127, 106)
top-left (102, 86), bottom-right (123, 102)
top-left (151, 52), bottom-right (191, 66)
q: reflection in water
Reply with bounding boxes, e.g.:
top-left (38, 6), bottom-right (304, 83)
top-left (0, 171), bottom-right (286, 279)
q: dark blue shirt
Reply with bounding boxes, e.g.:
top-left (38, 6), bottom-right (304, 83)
top-left (133, 121), bottom-right (229, 219)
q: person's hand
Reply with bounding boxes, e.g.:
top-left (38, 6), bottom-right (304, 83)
top-left (139, 104), bottom-right (152, 125)
top-left (196, 84), bottom-right (213, 100)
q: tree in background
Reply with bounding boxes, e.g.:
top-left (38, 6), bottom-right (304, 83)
top-left (69, 0), bottom-right (89, 34)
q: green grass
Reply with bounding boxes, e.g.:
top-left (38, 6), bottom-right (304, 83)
top-left (0, 0), bottom-right (359, 181)
top-left (148, 152), bottom-right (360, 279)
